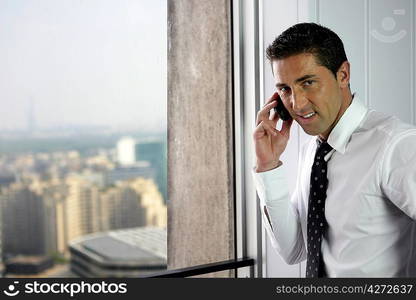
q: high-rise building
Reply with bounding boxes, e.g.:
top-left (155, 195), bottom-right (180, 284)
top-left (0, 178), bottom-right (69, 259)
top-left (1, 183), bottom-right (47, 256)
top-left (99, 178), bottom-right (166, 231)
top-left (116, 137), bottom-right (136, 166)
top-left (135, 139), bottom-right (167, 203)
top-left (128, 178), bottom-right (167, 228)
top-left (99, 183), bottom-right (146, 231)
top-left (34, 179), bottom-right (68, 256)
top-left (64, 175), bottom-right (101, 245)
top-left (0, 166), bottom-right (166, 266)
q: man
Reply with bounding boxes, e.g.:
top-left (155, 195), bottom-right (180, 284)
top-left (252, 22), bottom-right (416, 277)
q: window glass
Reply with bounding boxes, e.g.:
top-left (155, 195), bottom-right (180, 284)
top-left (0, 0), bottom-right (167, 278)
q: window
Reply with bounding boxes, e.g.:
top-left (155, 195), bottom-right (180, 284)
top-left (0, 0), bottom-right (167, 278)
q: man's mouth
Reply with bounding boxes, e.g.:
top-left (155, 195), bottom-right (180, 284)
top-left (299, 112), bottom-right (316, 119)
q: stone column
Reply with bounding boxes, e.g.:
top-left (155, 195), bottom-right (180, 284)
top-left (167, 0), bottom-right (235, 277)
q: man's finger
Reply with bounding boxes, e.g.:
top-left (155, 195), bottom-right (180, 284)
top-left (263, 92), bottom-right (280, 106)
top-left (261, 121), bottom-right (278, 137)
top-left (254, 121), bottom-right (275, 139)
top-left (256, 100), bottom-right (278, 126)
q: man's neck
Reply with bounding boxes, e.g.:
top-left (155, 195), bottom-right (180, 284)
top-left (319, 92), bottom-right (354, 141)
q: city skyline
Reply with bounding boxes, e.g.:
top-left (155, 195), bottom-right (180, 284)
top-left (0, 136), bottom-right (167, 277)
top-left (0, 0), bottom-right (167, 132)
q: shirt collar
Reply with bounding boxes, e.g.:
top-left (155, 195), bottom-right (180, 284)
top-left (321, 95), bottom-right (368, 154)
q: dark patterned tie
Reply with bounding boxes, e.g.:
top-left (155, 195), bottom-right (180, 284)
top-left (306, 140), bottom-right (333, 278)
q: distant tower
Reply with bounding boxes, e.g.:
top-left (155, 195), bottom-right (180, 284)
top-left (116, 137), bottom-right (136, 166)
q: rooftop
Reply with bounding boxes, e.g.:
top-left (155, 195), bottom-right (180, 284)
top-left (70, 226), bottom-right (167, 267)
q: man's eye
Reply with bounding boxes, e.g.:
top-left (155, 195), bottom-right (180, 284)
top-left (303, 80), bottom-right (314, 86)
top-left (280, 87), bottom-right (289, 93)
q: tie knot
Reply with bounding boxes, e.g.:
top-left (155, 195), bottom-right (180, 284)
top-left (316, 141), bottom-right (333, 157)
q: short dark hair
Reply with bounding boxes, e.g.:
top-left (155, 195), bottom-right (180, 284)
top-left (266, 23), bottom-right (348, 78)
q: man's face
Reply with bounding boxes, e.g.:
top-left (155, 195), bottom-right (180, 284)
top-left (272, 53), bottom-right (346, 139)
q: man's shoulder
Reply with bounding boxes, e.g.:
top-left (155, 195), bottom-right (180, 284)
top-left (357, 109), bottom-right (416, 138)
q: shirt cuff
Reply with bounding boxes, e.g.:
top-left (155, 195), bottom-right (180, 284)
top-left (252, 165), bottom-right (290, 207)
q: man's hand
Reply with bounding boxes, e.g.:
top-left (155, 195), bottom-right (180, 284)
top-left (253, 92), bottom-right (293, 172)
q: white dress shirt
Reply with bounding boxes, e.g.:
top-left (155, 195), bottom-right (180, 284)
top-left (253, 96), bottom-right (416, 277)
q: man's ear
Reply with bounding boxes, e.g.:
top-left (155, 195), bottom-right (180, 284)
top-left (336, 61), bottom-right (350, 88)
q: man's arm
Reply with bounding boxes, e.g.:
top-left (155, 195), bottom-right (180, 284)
top-left (252, 92), bottom-right (304, 264)
top-left (253, 163), bottom-right (306, 265)
top-left (381, 130), bottom-right (416, 219)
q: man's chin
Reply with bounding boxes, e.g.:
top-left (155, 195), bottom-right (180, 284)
top-left (300, 127), bottom-right (331, 140)
top-left (298, 125), bottom-right (322, 136)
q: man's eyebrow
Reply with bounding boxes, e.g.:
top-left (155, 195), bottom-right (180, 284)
top-left (275, 74), bottom-right (317, 88)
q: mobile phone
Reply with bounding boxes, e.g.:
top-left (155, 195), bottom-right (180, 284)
top-left (274, 94), bottom-right (292, 121)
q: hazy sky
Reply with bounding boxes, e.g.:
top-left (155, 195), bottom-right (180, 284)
top-left (0, 0), bottom-right (167, 132)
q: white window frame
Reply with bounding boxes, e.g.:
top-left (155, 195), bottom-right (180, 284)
top-left (233, 0), bottom-right (267, 278)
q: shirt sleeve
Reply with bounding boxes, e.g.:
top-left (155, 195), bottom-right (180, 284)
top-left (381, 130), bottom-right (416, 220)
top-left (252, 164), bottom-right (306, 265)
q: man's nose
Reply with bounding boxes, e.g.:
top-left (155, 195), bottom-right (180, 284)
top-left (290, 90), bottom-right (308, 113)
